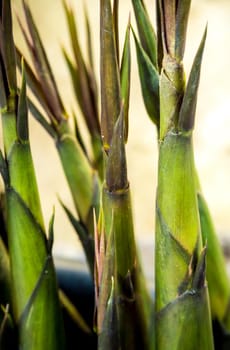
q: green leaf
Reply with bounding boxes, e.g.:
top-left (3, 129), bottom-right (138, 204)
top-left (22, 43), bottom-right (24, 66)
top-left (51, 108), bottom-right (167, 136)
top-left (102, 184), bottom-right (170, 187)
top-left (178, 27), bottom-right (207, 131)
top-left (132, 29), bottom-right (160, 126)
top-left (132, 0), bottom-right (158, 68)
top-left (120, 20), bottom-right (131, 142)
top-left (62, 0), bottom-right (84, 66)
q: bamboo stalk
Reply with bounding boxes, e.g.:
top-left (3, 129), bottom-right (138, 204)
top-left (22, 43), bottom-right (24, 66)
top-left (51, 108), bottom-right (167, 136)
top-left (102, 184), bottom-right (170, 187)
top-left (97, 1), bottom-right (153, 348)
top-left (97, 112), bottom-right (153, 350)
top-left (132, 0), bottom-right (230, 337)
top-left (132, 0), bottom-right (214, 347)
top-left (155, 11), bottom-right (214, 345)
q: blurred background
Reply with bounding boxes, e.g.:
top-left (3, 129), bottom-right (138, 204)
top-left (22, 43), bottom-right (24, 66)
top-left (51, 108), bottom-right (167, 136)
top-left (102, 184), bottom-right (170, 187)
top-left (10, 0), bottom-right (230, 277)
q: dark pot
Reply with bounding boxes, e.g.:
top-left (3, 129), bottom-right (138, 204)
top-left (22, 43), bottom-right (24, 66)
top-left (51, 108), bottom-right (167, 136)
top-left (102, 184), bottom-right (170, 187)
top-left (55, 258), bottom-right (97, 349)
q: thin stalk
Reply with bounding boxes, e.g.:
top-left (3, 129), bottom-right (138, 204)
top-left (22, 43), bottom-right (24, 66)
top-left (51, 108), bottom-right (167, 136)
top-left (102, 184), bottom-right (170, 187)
top-left (97, 113), bottom-right (153, 350)
top-left (97, 1), bottom-right (153, 348)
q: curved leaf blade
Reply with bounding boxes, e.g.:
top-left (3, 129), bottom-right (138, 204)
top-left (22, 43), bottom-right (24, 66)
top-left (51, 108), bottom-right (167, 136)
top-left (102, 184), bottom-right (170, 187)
top-left (132, 29), bottom-right (160, 126)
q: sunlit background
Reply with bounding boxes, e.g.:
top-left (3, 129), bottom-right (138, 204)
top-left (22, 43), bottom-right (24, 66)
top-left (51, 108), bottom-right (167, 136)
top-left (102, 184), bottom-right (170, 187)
top-left (10, 0), bottom-right (230, 278)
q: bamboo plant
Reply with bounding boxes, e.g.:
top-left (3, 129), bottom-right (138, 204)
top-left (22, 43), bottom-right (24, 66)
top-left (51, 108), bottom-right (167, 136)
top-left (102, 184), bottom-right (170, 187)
top-left (0, 0), bottom-right (230, 349)
top-left (132, 0), bottom-right (230, 342)
top-left (18, 0), bottom-right (153, 348)
top-left (16, 0), bottom-right (101, 276)
top-left (0, 0), bottom-right (65, 349)
top-left (96, 1), bottom-right (153, 349)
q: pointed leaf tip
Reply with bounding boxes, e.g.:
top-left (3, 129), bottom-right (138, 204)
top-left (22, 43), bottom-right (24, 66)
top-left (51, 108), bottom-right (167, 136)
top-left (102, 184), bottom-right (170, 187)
top-left (132, 0), bottom-right (158, 68)
top-left (178, 26), bottom-right (207, 131)
top-left (132, 28), bottom-right (160, 126)
top-left (120, 19), bottom-right (131, 142)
